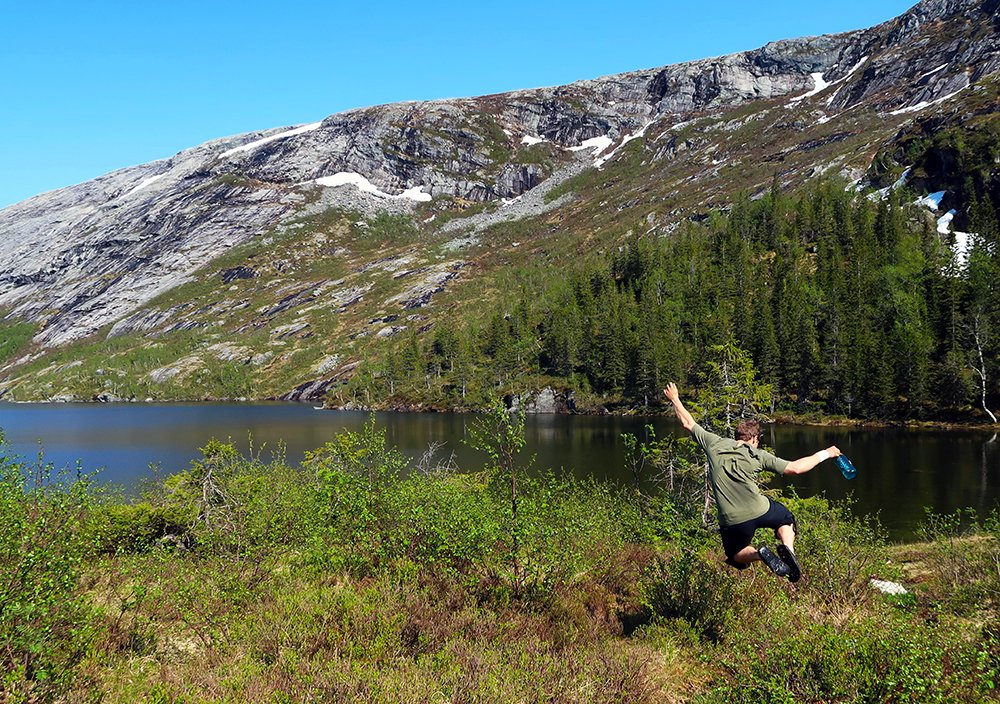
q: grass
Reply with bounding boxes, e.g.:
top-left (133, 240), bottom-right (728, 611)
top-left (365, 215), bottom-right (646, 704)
top-left (0, 317), bottom-right (36, 367)
top-left (1, 410), bottom-right (999, 703)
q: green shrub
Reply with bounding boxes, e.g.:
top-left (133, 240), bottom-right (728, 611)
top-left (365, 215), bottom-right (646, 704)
top-left (917, 506), bottom-right (981, 543)
top-left (779, 490), bottom-right (891, 602)
top-left (641, 549), bottom-right (735, 642)
top-left (303, 417), bottom-right (409, 574)
top-left (149, 439), bottom-right (314, 559)
top-left (704, 609), bottom-right (994, 703)
top-left (393, 472), bottom-right (499, 578)
top-left (393, 468), bottom-right (646, 603)
top-left (93, 501), bottom-right (191, 554)
top-left (980, 619), bottom-right (1000, 692)
top-left (511, 473), bottom-right (642, 600)
top-left (463, 401), bottom-right (649, 601)
top-left (621, 426), bottom-right (710, 539)
top-left (0, 437), bottom-right (98, 698)
top-left (914, 506), bottom-right (1000, 614)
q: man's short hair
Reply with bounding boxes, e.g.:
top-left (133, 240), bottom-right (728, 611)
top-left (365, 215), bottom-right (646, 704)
top-left (735, 419), bottom-right (762, 441)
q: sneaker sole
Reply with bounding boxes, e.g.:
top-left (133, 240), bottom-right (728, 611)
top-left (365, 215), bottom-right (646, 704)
top-left (776, 544), bottom-right (801, 583)
top-left (757, 545), bottom-right (790, 577)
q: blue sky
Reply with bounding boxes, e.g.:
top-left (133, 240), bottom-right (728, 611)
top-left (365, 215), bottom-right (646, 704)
top-left (0, 0), bottom-right (917, 210)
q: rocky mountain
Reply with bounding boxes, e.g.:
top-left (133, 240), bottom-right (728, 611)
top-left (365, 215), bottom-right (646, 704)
top-left (1, 0), bottom-right (998, 402)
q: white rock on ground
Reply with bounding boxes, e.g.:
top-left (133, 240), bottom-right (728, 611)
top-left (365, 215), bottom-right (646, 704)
top-left (870, 578), bottom-right (908, 595)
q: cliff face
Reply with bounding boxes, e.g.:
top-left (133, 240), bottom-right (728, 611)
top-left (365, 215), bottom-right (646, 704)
top-left (1, 0), bottom-right (998, 400)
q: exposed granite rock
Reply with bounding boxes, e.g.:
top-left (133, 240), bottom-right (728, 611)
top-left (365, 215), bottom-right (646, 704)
top-left (312, 355), bottom-right (342, 375)
top-left (271, 322), bottom-right (311, 339)
top-left (107, 306), bottom-right (189, 338)
top-left (220, 266), bottom-right (256, 283)
top-left (148, 356), bottom-right (202, 384)
top-left (0, 0), bottom-right (996, 355)
top-left (509, 387), bottom-right (577, 414)
top-left (281, 377), bottom-right (340, 403)
top-left (280, 360), bottom-right (360, 402)
top-left (207, 342), bottom-right (253, 362)
top-left (384, 263), bottom-right (465, 310)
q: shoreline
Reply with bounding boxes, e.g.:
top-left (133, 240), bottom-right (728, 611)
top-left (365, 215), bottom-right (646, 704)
top-left (3, 394), bottom-right (999, 433)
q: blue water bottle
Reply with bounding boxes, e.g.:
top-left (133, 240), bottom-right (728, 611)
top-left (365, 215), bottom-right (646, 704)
top-left (835, 454), bottom-right (858, 480)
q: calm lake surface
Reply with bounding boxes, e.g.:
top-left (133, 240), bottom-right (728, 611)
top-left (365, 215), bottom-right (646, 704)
top-left (1, 402), bottom-right (997, 541)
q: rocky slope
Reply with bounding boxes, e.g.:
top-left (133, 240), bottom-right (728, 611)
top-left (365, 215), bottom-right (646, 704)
top-left (1, 0), bottom-right (998, 401)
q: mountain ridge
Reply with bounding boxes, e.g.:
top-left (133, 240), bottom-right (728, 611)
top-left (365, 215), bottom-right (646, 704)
top-left (1, 0), bottom-right (998, 404)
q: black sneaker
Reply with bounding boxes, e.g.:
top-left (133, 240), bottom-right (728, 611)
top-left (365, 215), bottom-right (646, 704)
top-left (757, 545), bottom-right (790, 578)
top-left (776, 544), bottom-right (801, 583)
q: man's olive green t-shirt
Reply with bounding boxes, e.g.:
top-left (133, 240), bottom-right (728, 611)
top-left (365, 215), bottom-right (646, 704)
top-left (690, 423), bottom-right (790, 527)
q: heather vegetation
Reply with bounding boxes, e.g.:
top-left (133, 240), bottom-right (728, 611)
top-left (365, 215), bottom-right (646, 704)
top-left (2, 403), bottom-right (999, 703)
top-left (339, 178), bottom-right (1000, 424)
top-left (0, 319), bottom-right (35, 367)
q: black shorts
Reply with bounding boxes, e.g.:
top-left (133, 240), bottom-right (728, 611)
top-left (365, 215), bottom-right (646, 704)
top-left (720, 499), bottom-right (797, 569)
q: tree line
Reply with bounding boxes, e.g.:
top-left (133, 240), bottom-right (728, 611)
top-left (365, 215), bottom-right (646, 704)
top-left (338, 179), bottom-right (999, 421)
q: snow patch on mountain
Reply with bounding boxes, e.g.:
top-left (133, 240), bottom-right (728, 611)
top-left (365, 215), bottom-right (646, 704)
top-left (791, 72), bottom-right (833, 102)
top-left (937, 209), bottom-right (956, 234)
top-left (124, 173), bottom-right (168, 197)
top-left (594, 121), bottom-right (656, 169)
top-left (792, 57), bottom-right (869, 107)
top-left (917, 64), bottom-right (949, 80)
top-left (952, 231), bottom-right (974, 269)
top-left (844, 56), bottom-right (868, 79)
top-left (567, 136), bottom-right (613, 155)
top-left (946, 230), bottom-right (985, 273)
top-left (915, 191), bottom-right (946, 210)
top-left (520, 133), bottom-right (613, 156)
top-left (315, 173), bottom-right (432, 202)
top-left (929, 208), bottom-right (976, 273)
top-left (893, 169), bottom-right (912, 189)
top-left (867, 168), bottom-right (911, 201)
top-left (889, 87), bottom-right (967, 115)
top-left (221, 122), bottom-right (323, 158)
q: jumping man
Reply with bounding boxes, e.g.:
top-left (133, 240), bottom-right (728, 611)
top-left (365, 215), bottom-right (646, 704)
top-left (663, 382), bottom-right (841, 582)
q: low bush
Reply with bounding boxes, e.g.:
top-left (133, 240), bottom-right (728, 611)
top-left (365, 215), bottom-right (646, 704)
top-left (150, 439), bottom-right (315, 559)
top-left (641, 548), bottom-right (736, 642)
top-left (0, 436), bottom-right (98, 699)
top-left (393, 472), bottom-right (499, 578)
top-left (912, 507), bottom-right (1000, 615)
top-left (94, 501), bottom-right (191, 554)
top-left (482, 472), bottom-right (644, 602)
top-left (705, 607), bottom-right (996, 703)
top-left (303, 417), bottom-right (408, 574)
top-left (778, 490), bottom-right (892, 603)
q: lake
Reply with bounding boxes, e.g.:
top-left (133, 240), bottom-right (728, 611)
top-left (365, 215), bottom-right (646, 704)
top-left (0, 402), bottom-right (997, 540)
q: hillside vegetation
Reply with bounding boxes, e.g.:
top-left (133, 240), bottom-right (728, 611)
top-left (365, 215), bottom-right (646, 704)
top-left (339, 172), bottom-right (1000, 423)
top-left (2, 165), bottom-right (998, 426)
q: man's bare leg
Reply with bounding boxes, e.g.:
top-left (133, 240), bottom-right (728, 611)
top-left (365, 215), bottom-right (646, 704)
top-left (732, 545), bottom-right (761, 566)
top-left (777, 524), bottom-right (795, 551)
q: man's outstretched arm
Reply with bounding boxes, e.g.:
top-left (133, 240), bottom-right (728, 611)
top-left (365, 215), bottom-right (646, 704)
top-left (663, 383), bottom-right (696, 431)
top-left (782, 446), bottom-right (842, 475)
